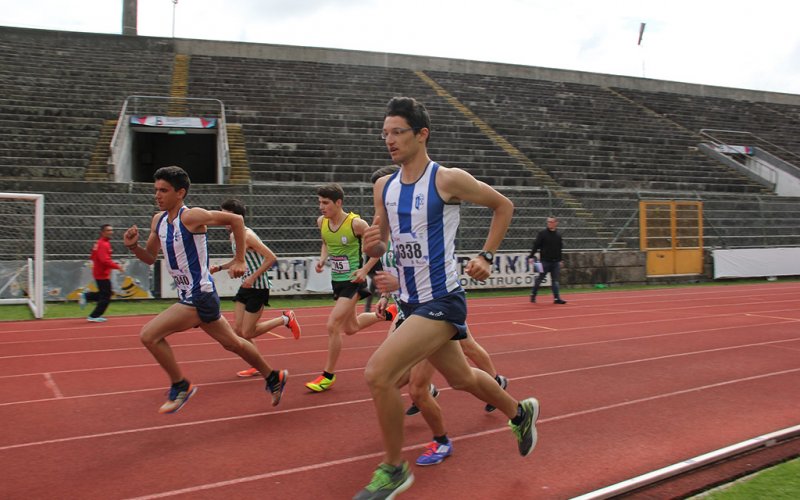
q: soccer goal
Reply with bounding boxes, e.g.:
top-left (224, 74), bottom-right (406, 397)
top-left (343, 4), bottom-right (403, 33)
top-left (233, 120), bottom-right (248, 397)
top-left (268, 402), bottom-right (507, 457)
top-left (0, 193), bottom-right (44, 318)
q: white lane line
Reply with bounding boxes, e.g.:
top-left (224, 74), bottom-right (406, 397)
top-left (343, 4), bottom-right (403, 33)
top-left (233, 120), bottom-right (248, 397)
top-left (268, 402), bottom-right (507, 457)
top-left (42, 372), bottom-right (63, 398)
top-left (2, 306), bottom-right (796, 368)
top-left (123, 451), bottom-right (386, 500)
top-left (3, 358), bottom-right (799, 453)
top-left (745, 312), bottom-right (800, 322)
top-left (513, 321), bottom-right (557, 331)
top-left (0, 397), bottom-right (372, 452)
top-left (0, 366), bottom-right (365, 407)
top-left (120, 367), bottom-right (800, 500)
top-left (2, 329), bottom-right (799, 407)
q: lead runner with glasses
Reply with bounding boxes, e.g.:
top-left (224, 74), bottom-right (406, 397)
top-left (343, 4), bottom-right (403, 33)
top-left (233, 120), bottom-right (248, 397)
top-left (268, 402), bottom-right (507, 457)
top-left (354, 97), bottom-right (541, 499)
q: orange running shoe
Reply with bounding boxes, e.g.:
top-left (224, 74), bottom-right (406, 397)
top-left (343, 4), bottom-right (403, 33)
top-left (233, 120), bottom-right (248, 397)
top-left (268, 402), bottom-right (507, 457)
top-left (305, 374), bottom-right (336, 392)
top-left (284, 310), bottom-right (301, 339)
top-left (267, 369), bottom-right (288, 406)
top-left (385, 303), bottom-right (398, 321)
top-left (158, 382), bottom-right (197, 414)
top-left (236, 367), bottom-right (261, 378)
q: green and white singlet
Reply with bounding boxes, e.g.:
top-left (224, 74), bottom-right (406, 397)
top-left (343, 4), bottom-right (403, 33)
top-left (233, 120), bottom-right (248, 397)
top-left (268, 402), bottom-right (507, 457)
top-left (230, 228), bottom-right (272, 289)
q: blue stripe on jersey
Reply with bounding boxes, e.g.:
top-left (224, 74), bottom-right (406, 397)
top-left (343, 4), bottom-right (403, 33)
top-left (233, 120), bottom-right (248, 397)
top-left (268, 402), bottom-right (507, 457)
top-left (426, 164), bottom-right (448, 297)
top-left (162, 212), bottom-right (179, 271)
top-left (381, 170), bottom-right (420, 300)
top-left (161, 211), bottom-right (185, 300)
top-left (380, 171), bottom-right (395, 208)
top-left (398, 180), bottom-right (415, 234)
top-left (160, 207), bottom-right (215, 301)
top-left (403, 264), bottom-right (419, 302)
top-left (178, 218), bottom-right (203, 296)
top-left (398, 174), bottom-right (420, 301)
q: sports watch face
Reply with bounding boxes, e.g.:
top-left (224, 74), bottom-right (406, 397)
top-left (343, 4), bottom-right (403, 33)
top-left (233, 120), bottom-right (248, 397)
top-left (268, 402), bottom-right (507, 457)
top-left (479, 251), bottom-right (494, 262)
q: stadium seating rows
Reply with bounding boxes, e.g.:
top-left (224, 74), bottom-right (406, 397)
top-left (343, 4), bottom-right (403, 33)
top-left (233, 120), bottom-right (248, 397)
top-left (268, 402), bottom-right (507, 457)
top-left (1, 26), bottom-right (799, 261)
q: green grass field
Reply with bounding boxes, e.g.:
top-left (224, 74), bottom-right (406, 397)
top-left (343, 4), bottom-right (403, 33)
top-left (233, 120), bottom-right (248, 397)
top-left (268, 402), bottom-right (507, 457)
top-left (0, 288), bottom-right (537, 321)
top-left (2, 279), bottom-right (793, 322)
top-left (0, 294), bottom-right (333, 321)
top-left (693, 458), bottom-right (800, 498)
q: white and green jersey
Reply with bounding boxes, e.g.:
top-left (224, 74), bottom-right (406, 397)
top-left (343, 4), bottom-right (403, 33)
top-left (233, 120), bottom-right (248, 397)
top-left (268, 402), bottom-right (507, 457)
top-left (230, 228), bottom-right (272, 289)
top-left (379, 240), bottom-right (397, 277)
top-left (378, 240), bottom-right (405, 321)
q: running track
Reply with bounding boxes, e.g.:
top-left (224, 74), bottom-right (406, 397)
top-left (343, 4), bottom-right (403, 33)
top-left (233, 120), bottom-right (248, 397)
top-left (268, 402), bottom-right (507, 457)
top-left (1, 283), bottom-right (799, 499)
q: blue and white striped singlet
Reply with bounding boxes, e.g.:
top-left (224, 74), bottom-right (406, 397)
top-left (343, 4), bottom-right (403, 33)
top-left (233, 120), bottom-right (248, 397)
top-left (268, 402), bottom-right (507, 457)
top-left (382, 161), bottom-right (462, 304)
top-left (157, 206), bottom-right (216, 302)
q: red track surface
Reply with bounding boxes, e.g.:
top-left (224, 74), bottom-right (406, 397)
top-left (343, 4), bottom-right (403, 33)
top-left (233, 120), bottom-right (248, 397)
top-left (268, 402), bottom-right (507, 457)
top-left (1, 283), bottom-right (799, 499)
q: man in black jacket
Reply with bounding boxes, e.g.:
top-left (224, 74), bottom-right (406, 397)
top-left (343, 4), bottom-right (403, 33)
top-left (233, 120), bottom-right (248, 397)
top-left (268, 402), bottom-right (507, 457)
top-left (529, 216), bottom-right (567, 304)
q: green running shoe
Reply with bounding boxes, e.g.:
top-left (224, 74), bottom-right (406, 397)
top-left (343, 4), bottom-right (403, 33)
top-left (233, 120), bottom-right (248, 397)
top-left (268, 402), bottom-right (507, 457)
top-left (509, 397), bottom-right (540, 456)
top-left (353, 461), bottom-right (414, 500)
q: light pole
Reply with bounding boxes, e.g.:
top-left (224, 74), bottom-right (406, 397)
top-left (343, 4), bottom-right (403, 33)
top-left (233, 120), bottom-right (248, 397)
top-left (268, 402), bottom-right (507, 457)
top-left (637, 22), bottom-right (646, 78)
top-left (172, 0), bottom-right (178, 38)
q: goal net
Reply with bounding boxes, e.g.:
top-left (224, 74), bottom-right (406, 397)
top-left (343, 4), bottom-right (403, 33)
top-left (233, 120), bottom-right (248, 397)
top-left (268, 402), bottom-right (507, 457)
top-left (0, 193), bottom-right (44, 318)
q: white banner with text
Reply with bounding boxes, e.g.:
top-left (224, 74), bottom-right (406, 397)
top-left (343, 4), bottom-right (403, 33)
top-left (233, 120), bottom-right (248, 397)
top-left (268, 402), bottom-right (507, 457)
top-left (159, 252), bottom-right (547, 298)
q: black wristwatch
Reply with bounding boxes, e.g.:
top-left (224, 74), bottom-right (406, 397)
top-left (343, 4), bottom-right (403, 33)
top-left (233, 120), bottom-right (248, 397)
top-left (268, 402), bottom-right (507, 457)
top-left (477, 251), bottom-right (494, 263)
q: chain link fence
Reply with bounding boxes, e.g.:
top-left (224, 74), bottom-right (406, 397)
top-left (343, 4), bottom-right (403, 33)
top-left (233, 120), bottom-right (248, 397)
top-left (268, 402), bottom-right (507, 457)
top-left (5, 184), bottom-right (800, 262)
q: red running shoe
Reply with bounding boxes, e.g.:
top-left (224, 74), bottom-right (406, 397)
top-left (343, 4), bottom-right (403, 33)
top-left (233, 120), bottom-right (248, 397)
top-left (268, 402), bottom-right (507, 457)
top-left (284, 310), bottom-right (301, 339)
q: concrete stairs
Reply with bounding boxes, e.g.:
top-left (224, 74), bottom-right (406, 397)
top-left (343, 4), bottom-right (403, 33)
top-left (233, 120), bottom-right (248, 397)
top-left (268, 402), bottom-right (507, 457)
top-left (416, 70), bottom-right (617, 247)
top-left (84, 119), bottom-right (117, 181)
top-left (226, 123), bottom-right (250, 184)
top-left (168, 54), bottom-right (190, 116)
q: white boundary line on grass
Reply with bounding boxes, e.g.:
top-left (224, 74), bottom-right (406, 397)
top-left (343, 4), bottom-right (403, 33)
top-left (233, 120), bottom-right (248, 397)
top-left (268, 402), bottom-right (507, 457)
top-left (572, 424), bottom-right (800, 500)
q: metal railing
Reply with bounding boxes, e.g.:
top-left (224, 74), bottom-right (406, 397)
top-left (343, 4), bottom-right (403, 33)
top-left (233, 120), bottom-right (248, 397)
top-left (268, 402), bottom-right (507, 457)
top-left (699, 128), bottom-right (783, 187)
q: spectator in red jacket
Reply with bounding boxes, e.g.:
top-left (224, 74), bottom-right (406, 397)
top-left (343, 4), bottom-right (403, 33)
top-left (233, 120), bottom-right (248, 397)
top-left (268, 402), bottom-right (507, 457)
top-left (80, 224), bottom-right (122, 322)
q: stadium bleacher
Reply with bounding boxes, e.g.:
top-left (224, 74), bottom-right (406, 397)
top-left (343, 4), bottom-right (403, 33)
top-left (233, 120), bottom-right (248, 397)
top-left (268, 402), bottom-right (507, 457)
top-left (1, 25), bottom-right (799, 274)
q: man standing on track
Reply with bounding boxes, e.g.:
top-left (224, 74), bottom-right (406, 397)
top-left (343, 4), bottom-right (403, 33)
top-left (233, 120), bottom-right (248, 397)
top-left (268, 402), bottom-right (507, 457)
top-left (80, 224), bottom-right (122, 323)
top-left (529, 216), bottom-right (567, 304)
top-left (123, 166), bottom-right (288, 414)
top-left (355, 97), bottom-right (540, 499)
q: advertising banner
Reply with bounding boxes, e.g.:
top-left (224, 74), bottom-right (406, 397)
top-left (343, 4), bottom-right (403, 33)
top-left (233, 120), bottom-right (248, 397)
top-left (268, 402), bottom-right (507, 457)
top-left (0, 259), bottom-right (152, 302)
top-left (130, 116), bottom-right (217, 129)
top-left (160, 253), bottom-right (546, 298)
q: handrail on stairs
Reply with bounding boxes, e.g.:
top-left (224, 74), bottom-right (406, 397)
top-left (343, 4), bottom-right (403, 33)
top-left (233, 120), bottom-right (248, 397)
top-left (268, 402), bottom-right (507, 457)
top-left (698, 128), bottom-right (779, 187)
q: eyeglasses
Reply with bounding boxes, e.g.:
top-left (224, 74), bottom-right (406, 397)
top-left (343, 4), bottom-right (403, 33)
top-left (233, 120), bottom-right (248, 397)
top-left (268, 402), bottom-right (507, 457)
top-left (380, 127), bottom-right (419, 140)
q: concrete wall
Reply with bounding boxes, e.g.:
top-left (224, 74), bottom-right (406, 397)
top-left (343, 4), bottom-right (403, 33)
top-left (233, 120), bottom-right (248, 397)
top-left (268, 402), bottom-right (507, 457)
top-left (562, 250), bottom-right (721, 287)
top-left (564, 250), bottom-right (648, 286)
